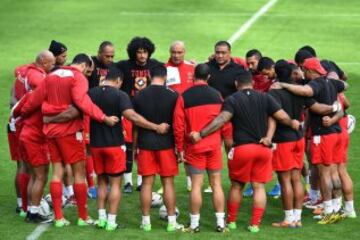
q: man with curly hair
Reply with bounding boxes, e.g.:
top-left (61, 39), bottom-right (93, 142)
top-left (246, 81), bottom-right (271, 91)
top-left (117, 37), bottom-right (163, 193)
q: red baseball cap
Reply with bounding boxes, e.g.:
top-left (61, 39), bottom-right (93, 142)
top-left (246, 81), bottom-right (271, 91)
top-left (303, 57), bottom-right (327, 75)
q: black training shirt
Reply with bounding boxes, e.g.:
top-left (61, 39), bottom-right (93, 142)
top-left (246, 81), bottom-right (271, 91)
top-left (133, 85), bottom-right (178, 150)
top-left (269, 89), bottom-right (313, 143)
top-left (88, 85), bottom-right (133, 147)
top-left (307, 77), bottom-right (345, 135)
top-left (88, 56), bottom-right (112, 89)
top-left (117, 59), bottom-right (164, 97)
top-left (207, 59), bottom-right (245, 99)
top-left (222, 89), bottom-right (281, 146)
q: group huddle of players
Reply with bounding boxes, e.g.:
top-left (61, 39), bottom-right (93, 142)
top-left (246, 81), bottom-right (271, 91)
top-left (7, 36), bottom-right (356, 233)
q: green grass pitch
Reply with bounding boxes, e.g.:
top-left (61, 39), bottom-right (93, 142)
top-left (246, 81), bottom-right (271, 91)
top-left (0, 0), bottom-right (359, 239)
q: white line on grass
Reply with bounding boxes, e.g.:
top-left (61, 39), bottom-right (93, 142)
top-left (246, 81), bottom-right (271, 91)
top-left (227, 0), bottom-right (278, 45)
top-left (117, 11), bottom-right (360, 18)
top-left (26, 224), bottom-right (50, 240)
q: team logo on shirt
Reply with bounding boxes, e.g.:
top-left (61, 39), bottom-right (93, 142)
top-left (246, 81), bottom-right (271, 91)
top-left (134, 76), bottom-right (148, 91)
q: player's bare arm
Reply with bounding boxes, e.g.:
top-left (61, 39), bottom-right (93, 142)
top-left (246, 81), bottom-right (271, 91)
top-left (123, 109), bottom-right (169, 134)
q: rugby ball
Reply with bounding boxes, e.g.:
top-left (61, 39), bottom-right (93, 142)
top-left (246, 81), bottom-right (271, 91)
top-left (151, 192), bottom-right (163, 208)
top-left (44, 193), bottom-right (67, 208)
top-left (159, 204), bottom-right (180, 220)
top-left (347, 114), bottom-right (356, 134)
top-left (39, 198), bottom-right (52, 217)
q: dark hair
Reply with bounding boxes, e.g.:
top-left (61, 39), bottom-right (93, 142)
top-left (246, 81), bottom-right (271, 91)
top-left (99, 41), bottom-right (114, 53)
top-left (127, 37), bottom-right (155, 61)
top-left (235, 70), bottom-right (252, 85)
top-left (299, 45), bottom-right (317, 57)
top-left (246, 49), bottom-right (262, 59)
top-left (257, 57), bottom-right (274, 72)
top-left (151, 65), bottom-right (167, 78)
top-left (275, 60), bottom-right (292, 83)
top-left (294, 49), bottom-right (313, 65)
top-left (72, 54), bottom-right (92, 67)
top-left (194, 64), bottom-right (210, 80)
top-left (106, 66), bottom-right (123, 81)
top-left (215, 41), bottom-right (231, 50)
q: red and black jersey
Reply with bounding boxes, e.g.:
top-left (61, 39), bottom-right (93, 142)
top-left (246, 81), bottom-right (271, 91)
top-left (133, 85), bottom-right (178, 150)
top-left (88, 56), bottom-right (112, 89)
top-left (207, 59), bottom-right (245, 99)
top-left (222, 89), bottom-right (281, 146)
top-left (307, 77), bottom-right (345, 135)
top-left (117, 59), bottom-right (163, 97)
top-left (269, 89), bottom-right (314, 143)
top-left (88, 86), bottom-right (133, 147)
top-left (173, 82), bottom-right (224, 153)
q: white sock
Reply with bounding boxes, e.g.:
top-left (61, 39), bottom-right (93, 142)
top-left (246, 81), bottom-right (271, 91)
top-left (215, 212), bottom-right (225, 228)
top-left (168, 215), bottom-right (176, 225)
top-left (17, 197), bottom-right (22, 207)
top-left (293, 209), bottom-right (302, 222)
top-left (332, 197), bottom-right (342, 213)
top-left (142, 215), bottom-right (151, 225)
top-left (344, 200), bottom-right (354, 213)
top-left (284, 210), bottom-right (294, 223)
top-left (124, 173), bottom-right (132, 185)
top-left (190, 214), bottom-right (200, 229)
top-left (323, 200), bottom-right (334, 214)
top-left (305, 175), bottom-right (310, 184)
top-left (30, 205), bottom-right (39, 214)
top-left (137, 175), bottom-right (142, 186)
top-left (108, 214), bottom-right (116, 225)
top-left (186, 176), bottom-right (192, 188)
top-left (64, 185), bottom-right (74, 198)
top-left (98, 209), bottom-right (106, 220)
top-left (309, 189), bottom-right (320, 203)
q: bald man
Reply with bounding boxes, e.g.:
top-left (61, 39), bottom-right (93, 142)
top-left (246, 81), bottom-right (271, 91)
top-left (165, 41), bottom-right (195, 94)
top-left (164, 41), bottom-right (195, 192)
top-left (12, 50), bottom-right (55, 223)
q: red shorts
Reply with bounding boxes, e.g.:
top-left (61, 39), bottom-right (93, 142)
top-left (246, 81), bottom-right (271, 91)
top-left (91, 146), bottom-right (126, 175)
top-left (228, 144), bottom-right (272, 183)
top-left (83, 115), bottom-right (90, 144)
top-left (48, 132), bottom-right (86, 164)
top-left (137, 148), bottom-right (178, 177)
top-left (185, 148), bottom-right (223, 171)
top-left (310, 133), bottom-right (342, 165)
top-left (273, 138), bottom-right (305, 171)
top-left (8, 132), bottom-right (20, 161)
top-left (122, 118), bottom-right (133, 143)
top-left (22, 140), bottom-right (49, 167)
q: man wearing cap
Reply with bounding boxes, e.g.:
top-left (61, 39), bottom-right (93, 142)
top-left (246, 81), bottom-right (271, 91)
top-left (49, 40), bottom-right (68, 67)
top-left (276, 57), bottom-right (348, 224)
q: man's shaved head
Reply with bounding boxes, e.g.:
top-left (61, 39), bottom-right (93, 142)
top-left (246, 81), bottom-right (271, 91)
top-left (36, 50), bottom-right (55, 73)
top-left (169, 40), bottom-right (186, 65)
top-left (170, 40), bottom-right (185, 51)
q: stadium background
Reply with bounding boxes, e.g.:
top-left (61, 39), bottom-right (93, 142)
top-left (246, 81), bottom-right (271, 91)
top-left (0, 0), bottom-right (359, 239)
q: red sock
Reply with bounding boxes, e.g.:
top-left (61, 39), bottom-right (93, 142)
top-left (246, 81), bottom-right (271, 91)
top-left (17, 173), bottom-right (30, 212)
top-left (227, 201), bottom-right (240, 223)
top-left (50, 181), bottom-right (64, 220)
top-left (250, 207), bottom-right (265, 226)
top-left (74, 183), bottom-right (88, 220)
top-left (85, 156), bottom-right (94, 188)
